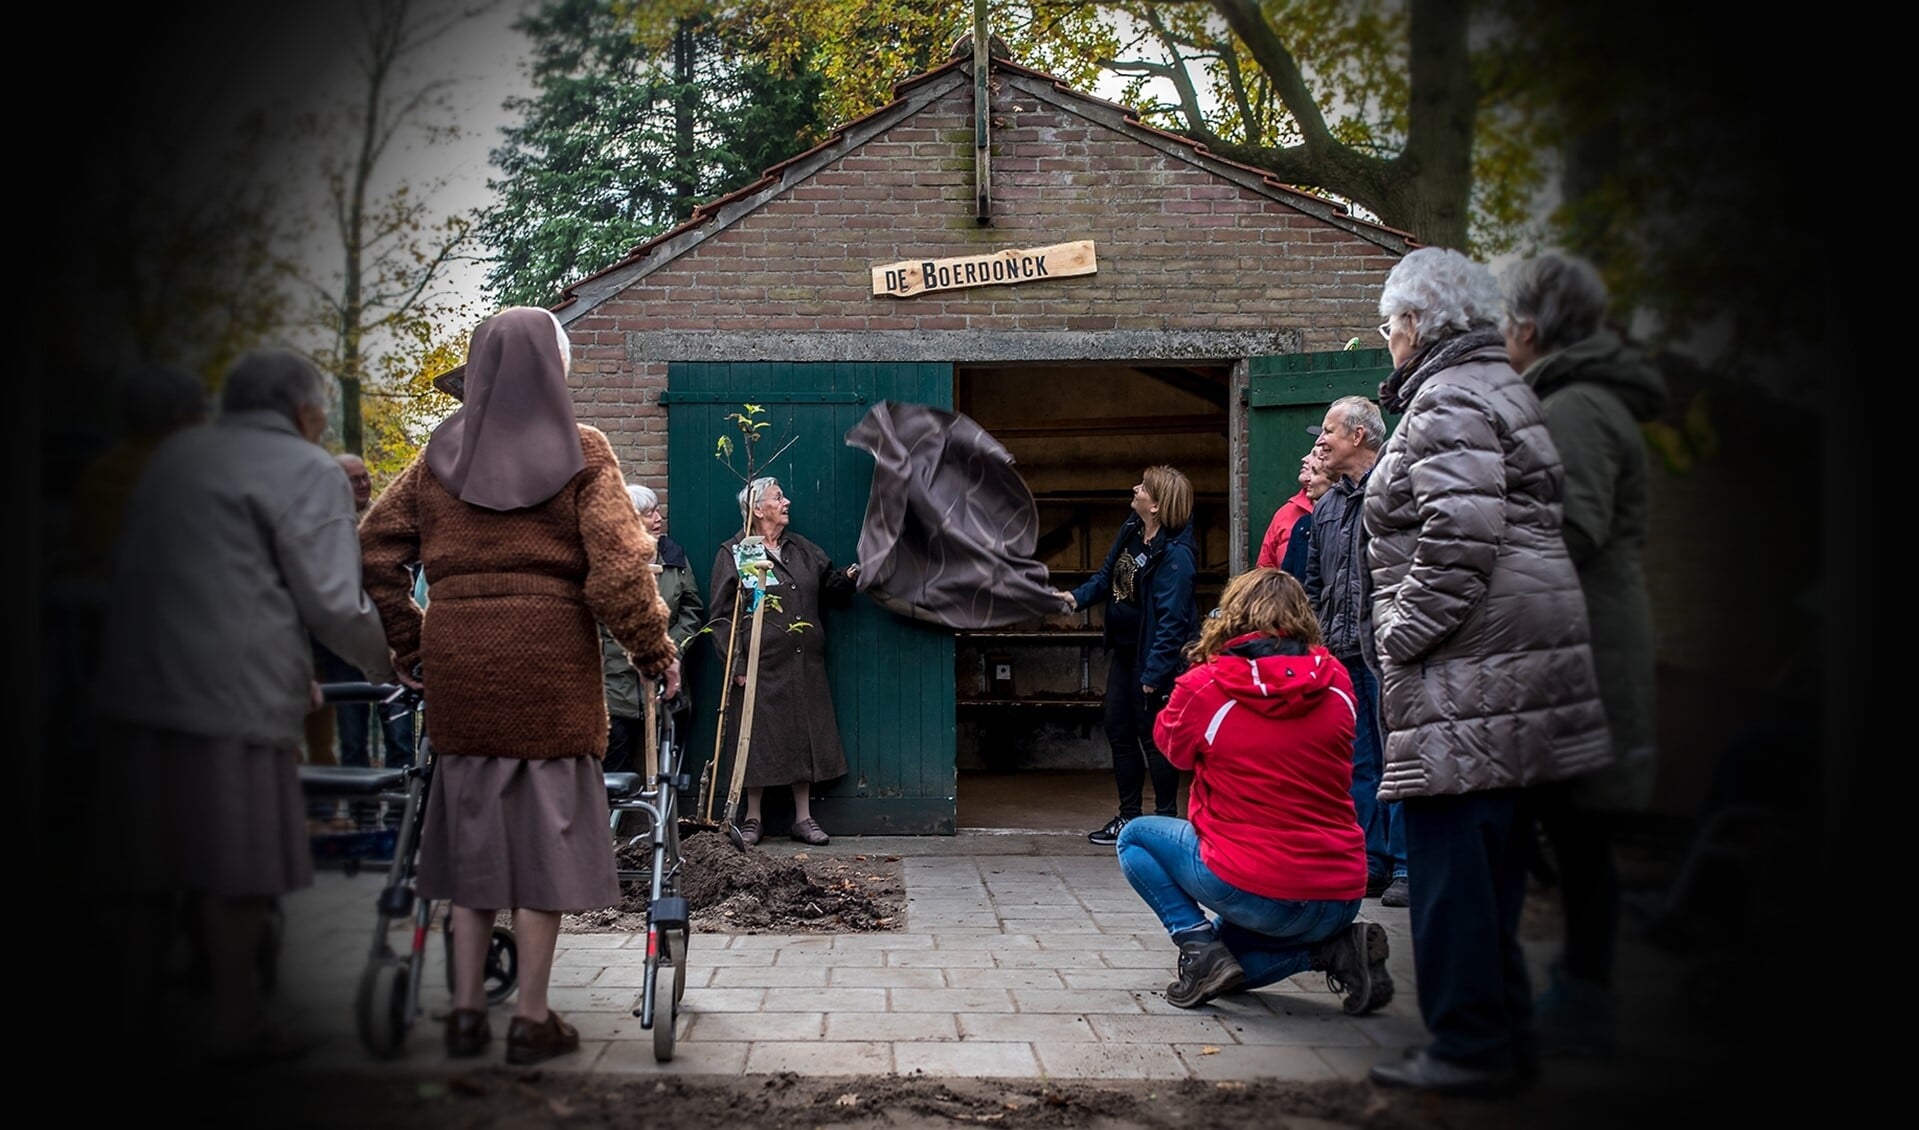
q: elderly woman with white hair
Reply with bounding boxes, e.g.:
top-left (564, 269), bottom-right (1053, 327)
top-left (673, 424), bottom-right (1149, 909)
top-left (708, 476), bottom-right (860, 846)
top-left (601, 482), bottom-right (705, 772)
top-left (1361, 248), bottom-right (1611, 1097)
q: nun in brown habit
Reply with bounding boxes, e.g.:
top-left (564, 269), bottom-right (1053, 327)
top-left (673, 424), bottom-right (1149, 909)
top-left (359, 306), bottom-right (679, 1066)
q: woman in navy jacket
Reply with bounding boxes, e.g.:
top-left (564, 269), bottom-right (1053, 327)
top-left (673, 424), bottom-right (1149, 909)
top-left (1052, 465), bottom-right (1200, 844)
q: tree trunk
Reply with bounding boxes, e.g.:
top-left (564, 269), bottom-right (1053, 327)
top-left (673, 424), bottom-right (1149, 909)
top-left (1374, 175), bottom-right (1467, 250)
top-left (1200, 0), bottom-right (1476, 250)
top-left (1396, 0), bottom-right (1475, 249)
top-left (340, 373), bottom-right (363, 454)
top-left (673, 21), bottom-right (698, 218)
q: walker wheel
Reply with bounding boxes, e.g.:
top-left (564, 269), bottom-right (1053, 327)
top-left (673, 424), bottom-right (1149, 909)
top-left (355, 958), bottom-right (410, 1059)
top-left (652, 929), bottom-right (678, 1062)
top-left (442, 921), bottom-right (519, 1004)
top-left (483, 926), bottom-right (518, 1004)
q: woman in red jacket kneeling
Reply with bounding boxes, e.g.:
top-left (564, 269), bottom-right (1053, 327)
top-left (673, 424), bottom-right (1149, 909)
top-left (1119, 568), bottom-right (1391, 1014)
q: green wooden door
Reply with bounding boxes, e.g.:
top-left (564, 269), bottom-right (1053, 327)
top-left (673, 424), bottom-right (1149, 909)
top-left (665, 363), bottom-right (957, 835)
top-left (1247, 348), bottom-right (1398, 565)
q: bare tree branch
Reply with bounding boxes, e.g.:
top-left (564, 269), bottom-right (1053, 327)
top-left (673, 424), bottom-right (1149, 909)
top-left (1136, 4), bottom-right (1210, 133)
top-left (1209, 0), bottom-right (1336, 150)
top-left (1217, 35), bottom-right (1261, 139)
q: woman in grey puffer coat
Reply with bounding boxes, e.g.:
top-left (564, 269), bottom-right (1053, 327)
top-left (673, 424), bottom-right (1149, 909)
top-left (1361, 248), bottom-right (1610, 1099)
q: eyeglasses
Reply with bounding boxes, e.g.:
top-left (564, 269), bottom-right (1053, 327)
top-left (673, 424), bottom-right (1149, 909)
top-left (1377, 317), bottom-right (1397, 341)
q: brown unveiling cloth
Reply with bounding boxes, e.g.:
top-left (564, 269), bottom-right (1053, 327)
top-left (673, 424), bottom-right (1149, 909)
top-left (844, 401), bottom-right (1062, 630)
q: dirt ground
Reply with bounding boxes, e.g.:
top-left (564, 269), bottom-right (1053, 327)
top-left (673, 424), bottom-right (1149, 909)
top-left (165, 1056), bottom-right (1761, 1130)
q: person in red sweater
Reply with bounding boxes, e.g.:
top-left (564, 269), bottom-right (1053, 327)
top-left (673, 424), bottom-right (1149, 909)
top-left (1253, 439), bottom-right (1320, 569)
top-left (1118, 567), bottom-right (1392, 1013)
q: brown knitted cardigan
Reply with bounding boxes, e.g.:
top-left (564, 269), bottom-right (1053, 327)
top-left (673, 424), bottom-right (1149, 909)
top-left (359, 425), bottom-right (676, 759)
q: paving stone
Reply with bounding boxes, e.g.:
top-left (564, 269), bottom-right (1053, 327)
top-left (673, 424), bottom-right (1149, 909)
top-left (744, 1040), bottom-right (892, 1074)
top-left (893, 1040), bottom-right (1041, 1077)
top-left (1034, 1041), bottom-right (1193, 1080)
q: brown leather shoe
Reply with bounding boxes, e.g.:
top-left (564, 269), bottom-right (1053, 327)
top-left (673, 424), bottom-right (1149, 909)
top-left (737, 818), bottom-right (763, 846)
top-left (445, 1007), bottom-right (491, 1058)
top-left (505, 1010), bottom-right (580, 1066)
top-left (790, 817), bottom-right (830, 845)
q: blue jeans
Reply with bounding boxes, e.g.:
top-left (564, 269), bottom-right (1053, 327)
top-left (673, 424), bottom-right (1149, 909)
top-left (335, 699), bottom-right (417, 769)
top-left (316, 643), bottom-right (415, 770)
top-left (1116, 816), bottom-right (1360, 989)
top-left (1345, 659), bottom-right (1407, 881)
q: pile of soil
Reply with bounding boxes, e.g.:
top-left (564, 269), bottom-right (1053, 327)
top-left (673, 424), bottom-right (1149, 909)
top-left (563, 826), bottom-right (904, 934)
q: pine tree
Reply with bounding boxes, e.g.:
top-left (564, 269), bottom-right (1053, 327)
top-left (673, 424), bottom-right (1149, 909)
top-left (479, 0), bottom-right (826, 308)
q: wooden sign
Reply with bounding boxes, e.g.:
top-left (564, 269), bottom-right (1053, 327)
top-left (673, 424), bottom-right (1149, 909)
top-left (872, 240), bottom-right (1096, 298)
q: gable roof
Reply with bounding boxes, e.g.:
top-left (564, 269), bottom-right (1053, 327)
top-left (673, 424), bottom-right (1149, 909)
top-left (554, 51), bottom-right (1418, 322)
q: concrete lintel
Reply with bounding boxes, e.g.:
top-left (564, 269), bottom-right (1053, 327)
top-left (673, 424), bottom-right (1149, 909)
top-left (623, 329), bottom-right (1304, 364)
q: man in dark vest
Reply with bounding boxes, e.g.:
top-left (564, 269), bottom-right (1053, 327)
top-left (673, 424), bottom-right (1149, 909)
top-left (1302, 396), bottom-right (1408, 906)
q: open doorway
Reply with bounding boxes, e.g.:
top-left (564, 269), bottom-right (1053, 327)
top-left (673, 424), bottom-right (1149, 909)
top-left (952, 361), bottom-right (1231, 831)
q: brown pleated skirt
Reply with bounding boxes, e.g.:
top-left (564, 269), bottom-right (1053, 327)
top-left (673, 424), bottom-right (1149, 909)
top-left (94, 723), bottom-right (312, 899)
top-left (416, 753), bottom-right (620, 912)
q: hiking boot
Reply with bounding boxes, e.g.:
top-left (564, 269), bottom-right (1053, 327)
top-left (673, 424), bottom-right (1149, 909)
top-left (1164, 937), bottom-right (1244, 1008)
top-left (1087, 814), bottom-right (1130, 846)
top-left (1380, 876), bottom-right (1409, 907)
top-left (1312, 919), bottom-right (1393, 1015)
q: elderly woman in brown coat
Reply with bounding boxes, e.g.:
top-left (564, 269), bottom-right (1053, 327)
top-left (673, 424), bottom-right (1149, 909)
top-left (709, 476), bottom-right (858, 847)
top-left (1361, 248), bottom-right (1610, 1098)
top-left (360, 306), bottom-right (679, 1067)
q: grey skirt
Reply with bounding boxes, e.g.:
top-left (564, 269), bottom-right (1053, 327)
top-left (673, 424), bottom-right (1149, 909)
top-left (93, 723), bottom-right (312, 899)
top-left (417, 753), bottom-right (620, 913)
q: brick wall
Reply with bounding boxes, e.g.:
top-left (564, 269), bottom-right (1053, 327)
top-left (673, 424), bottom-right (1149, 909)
top-left (561, 67), bottom-right (1405, 515)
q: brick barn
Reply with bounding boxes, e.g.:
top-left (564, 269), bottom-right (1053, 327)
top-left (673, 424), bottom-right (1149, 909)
top-left (553, 38), bottom-right (1416, 834)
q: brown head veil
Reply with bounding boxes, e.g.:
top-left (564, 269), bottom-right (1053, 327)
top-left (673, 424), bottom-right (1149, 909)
top-left (425, 306), bottom-right (586, 511)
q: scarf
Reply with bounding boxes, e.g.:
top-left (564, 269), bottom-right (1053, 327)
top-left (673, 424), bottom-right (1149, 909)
top-left (1378, 327), bottom-right (1507, 415)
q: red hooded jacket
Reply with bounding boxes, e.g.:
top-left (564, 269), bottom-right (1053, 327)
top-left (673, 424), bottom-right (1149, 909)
top-left (1152, 632), bottom-right (1366, 901)
top-left (1255, 488), bottom-right (1313, 570)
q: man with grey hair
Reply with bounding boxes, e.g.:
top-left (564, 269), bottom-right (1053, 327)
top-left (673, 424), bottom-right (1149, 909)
top-left (1303, 394), bottom-right (1408, 906)
top-left (89, 347), bottom-right (391, 1067)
